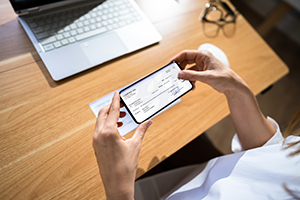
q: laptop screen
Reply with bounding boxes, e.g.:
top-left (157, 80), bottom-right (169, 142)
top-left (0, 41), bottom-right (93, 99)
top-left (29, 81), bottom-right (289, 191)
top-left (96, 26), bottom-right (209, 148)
top-left (10, 0), bottom-right (67, 13)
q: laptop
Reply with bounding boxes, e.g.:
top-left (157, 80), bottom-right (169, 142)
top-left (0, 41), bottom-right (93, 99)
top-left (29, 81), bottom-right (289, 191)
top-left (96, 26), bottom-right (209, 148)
top-left (9, 0), bottom-right (162, 81)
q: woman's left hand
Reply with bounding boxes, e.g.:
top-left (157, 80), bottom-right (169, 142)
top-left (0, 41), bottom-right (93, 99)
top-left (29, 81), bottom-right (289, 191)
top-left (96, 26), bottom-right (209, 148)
top-left (93, 91), bottom-right (152, 200)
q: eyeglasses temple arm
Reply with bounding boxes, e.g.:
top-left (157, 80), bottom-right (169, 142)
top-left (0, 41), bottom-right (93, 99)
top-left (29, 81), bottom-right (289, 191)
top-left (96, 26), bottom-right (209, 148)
top-left (220, 1), bottom-right (234, 16)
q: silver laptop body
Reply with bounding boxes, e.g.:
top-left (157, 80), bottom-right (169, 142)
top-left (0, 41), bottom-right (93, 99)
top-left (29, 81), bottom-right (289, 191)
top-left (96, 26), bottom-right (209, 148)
top-left (10, 0), bottom-right (162, 81)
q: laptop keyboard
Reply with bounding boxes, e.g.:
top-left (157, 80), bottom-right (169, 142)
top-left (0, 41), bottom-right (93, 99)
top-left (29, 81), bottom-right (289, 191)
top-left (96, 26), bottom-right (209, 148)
top-left (26, 0), bottom-right (142, 52)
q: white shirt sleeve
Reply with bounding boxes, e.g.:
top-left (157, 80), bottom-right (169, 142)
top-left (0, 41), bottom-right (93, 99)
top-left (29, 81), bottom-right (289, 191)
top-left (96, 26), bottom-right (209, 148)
top-left (231, 117), bottom-right (284, 153)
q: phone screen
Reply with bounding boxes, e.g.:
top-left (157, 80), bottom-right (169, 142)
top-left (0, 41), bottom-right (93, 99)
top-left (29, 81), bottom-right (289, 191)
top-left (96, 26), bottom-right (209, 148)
top-left (120, 61), bottom-right (193, 124)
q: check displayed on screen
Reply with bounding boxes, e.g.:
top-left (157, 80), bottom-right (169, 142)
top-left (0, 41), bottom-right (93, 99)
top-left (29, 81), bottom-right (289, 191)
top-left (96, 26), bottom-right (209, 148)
top-left (120, 62), bottom-right (192, 123)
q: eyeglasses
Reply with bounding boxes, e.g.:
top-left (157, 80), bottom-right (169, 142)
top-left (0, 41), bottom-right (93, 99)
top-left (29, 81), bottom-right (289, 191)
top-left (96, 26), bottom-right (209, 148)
top-left (201, 0), bottom-right (238, 37)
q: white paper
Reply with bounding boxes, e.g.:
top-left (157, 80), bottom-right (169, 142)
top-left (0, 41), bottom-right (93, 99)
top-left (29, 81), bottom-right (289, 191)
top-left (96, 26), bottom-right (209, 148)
top-left (89, 86), bottom-right (181, 136)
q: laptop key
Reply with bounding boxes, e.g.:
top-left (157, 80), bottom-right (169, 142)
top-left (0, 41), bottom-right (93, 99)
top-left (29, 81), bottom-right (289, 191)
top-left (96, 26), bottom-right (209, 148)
top-left (27, 18), bottom-right (35, 23)
top-left (58, 29), bottom-right (64, 34)
top-left (56, 34), bottom-right (64, 40)
top-left (119, 21), bottom-right (126, 27)
top-left (64, 26), bottom-right (71, 32)
top-left (36, 32), bottom-right (49, 39)
top-left (70, 30), bottom-right (77, 36)
top-left (32, 27), bottom-right (44, 34)
top-left (70, 24), bottom-right (77, 29)
top-left (119, 14), bottom-right (133, 21)
top-left (90, 19), bottom-right (96, 24)
top-left (102, 21), bottom-right (108, 26)
top-left (113, 24), bottom-right (119, 29)
top-left (40, 36), bottom-right (57, 45)
top-left (54, 41), bottom-right (62, 48)
top-left (29, 22), bottom-right (38, 28)
top-left (43, 25), bottom-right (51, 31)
top-left (77, 22), bottom-right (84, 27)
top-left (84, 27), bottom-right (90, 32)
top-left (63, 32), bottom-right (71, 38)
top-left (107, 25), bottom-right (113, 30)
top-left (90, 25), bottom-right (96, 30)
top-left (37, 21), bottom-right (45, 26)
top-left (77, 28), bottom-right (84, 34)
top-left (68, 37), bottom-right (76, 43)
top-left (96, 23), bottom-right (102, 28)
top-left (75, 27), bottom-right (107, 41)
top-left (43, 43), bottom-right (55, 51)
top-left (61, 39), bottom-right (69, 45)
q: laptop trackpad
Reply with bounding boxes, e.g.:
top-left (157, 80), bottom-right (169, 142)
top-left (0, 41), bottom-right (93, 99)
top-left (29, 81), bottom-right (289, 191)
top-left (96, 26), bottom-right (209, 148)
top-left (80, 32), bottom-right (128, 66)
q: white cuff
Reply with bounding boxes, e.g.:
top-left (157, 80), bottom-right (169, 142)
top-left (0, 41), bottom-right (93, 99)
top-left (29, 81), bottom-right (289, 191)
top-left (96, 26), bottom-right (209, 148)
top-left (231, 117), bottom-right (284, 153)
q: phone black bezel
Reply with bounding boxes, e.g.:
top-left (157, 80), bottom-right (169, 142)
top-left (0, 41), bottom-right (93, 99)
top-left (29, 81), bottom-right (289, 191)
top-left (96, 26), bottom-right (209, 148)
top-left (119, 61), bottom-right (193, 124)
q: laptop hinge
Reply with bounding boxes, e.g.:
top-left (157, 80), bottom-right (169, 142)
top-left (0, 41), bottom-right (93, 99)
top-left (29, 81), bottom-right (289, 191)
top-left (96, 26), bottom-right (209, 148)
top-left (27, 7), bottom-right (40, 14)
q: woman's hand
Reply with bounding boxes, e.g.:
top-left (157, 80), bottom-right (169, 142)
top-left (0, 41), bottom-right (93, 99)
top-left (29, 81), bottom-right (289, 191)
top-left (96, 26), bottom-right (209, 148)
top-left (171, 50), bottom-right (248, 98)
top-left (93, 91), bottom-right (152, 200)
top-left (171, 50), bottom-right (275, 150)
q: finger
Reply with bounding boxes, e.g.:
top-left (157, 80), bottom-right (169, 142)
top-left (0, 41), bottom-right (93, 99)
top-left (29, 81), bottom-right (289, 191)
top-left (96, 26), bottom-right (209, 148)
top-left (97, 104), bottom-right (110, 118)
top-left (186, 65), bottom-right (197, 71)
top-left (192, 81), bottom-right (196, 90)
top-left (132, 120), bottom-right (153, 144)
top-left (95, 105), bottom-right (110, 133)
top-left (178, 70), bottom-right (209, 82)
top-left (120, 111), bottom-right (126, 118)
top-left (186, 64), bottom-right (206, 72)
top-left (178, 60), bottom-right (188, 70)
top-left (178, 68), bottom-right (196, 90)
top-left (170, 50), bottom-right (204, 67)
top-left (169, 50), bottom-right (191, 69)
top-left (106, 91), bottom-right (121, 127)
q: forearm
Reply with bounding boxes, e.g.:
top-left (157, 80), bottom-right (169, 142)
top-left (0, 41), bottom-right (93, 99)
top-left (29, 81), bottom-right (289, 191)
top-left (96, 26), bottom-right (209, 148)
top-left (105, 186), bottom-right (134, 200)
top-left (224, 75), bottom-right (276, 150)
top-left (99, 157), bottom-right (136, 200)
top-left (103, 175), bottom-right (135, 200)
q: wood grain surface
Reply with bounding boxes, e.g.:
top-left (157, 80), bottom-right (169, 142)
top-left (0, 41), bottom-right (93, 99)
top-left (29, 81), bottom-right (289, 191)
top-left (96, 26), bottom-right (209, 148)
top-left (0, 0), bottom-right (288, 199)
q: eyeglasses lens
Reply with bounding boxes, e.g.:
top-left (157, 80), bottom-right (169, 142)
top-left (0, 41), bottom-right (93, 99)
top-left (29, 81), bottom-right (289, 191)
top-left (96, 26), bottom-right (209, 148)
top-left (203, 22), bottom-right (219, 37)
top-left (206, 8), bottom-right (222, 22)
top-left (223, 22), bottom-right (235, 37)
top-left (224, 14), bottom-right (235, 22)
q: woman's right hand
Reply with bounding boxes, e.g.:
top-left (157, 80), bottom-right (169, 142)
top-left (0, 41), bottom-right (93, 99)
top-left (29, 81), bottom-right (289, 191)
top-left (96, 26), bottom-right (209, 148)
top-left (171, 50), bottom-right (276, 150)
top-left (170, 50), bottom-right (248, 98)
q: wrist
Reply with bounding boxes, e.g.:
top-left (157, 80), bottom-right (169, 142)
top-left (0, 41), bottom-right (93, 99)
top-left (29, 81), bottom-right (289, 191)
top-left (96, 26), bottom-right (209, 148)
top-left (223, 72), bottom-right (250, 100)
top-left (104, 178), bottom-right (135, 200)
top-left (106, 192), bottom-right (134, 200)
top-left (106, 187), bottom-right (134, 200)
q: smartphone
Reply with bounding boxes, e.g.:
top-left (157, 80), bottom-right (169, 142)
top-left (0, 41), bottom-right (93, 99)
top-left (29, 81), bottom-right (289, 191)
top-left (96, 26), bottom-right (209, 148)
top-left (119, 61), bottom-right (193, 124)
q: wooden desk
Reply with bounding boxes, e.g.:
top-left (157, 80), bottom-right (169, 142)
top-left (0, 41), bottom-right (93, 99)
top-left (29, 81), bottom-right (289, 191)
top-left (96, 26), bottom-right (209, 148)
top-left (0, 0), bottom-right (288, 199)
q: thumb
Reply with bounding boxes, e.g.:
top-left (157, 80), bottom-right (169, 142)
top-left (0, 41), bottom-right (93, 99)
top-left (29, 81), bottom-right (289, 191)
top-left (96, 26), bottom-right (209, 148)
top-left (132, 120), bottom-right (153, 144)
top-left (178, 70), bottom-right (208, 82)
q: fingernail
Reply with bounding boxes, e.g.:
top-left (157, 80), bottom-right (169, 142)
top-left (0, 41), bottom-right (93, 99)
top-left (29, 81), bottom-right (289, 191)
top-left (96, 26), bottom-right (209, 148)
top-left (178, 71), bottom-right (185, 79)
top-left (148, 120), bottom-right (153, 127)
